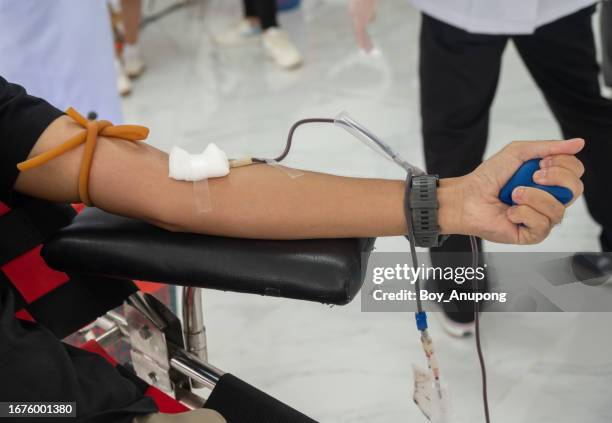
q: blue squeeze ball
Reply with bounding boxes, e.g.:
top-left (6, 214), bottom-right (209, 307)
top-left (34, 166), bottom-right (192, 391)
top-left (499, 159), bottom-right (573, 206)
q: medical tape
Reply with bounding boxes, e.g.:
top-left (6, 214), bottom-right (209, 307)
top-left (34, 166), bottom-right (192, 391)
top-left (192, 180), bottom-right (212, 213)
top-left (193, 157), bottom-right (303, 212)
top-left (264, 159), bottom-right (304, 179)
top-left (17, 107), bottom-right (149, 206)
top-left (192, 157), bottom-right (257, 214)
top-left (169, 143), bottom-right (235, 214)
top-left (193, 156), bottom-right (305, 213)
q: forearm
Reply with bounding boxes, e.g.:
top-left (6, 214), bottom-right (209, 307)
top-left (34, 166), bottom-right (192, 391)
top-left (94, 148), bottom-right (462, 239)
top-left (14, 115), bottom-right (462, 239)
top-left (159, 165), bottom-right (409, 238)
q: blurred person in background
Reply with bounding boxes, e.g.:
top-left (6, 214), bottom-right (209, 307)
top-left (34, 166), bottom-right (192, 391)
top-left (0, 0), bottom-right (122, 122)
top-left (353, 0), bottom-right (612, 336)
top-left (416, 0), bottom-right (612, 335)
top-left (603, 0), bottom-right (612, 97)
top-left (214, 0), bottom-right (303, 70)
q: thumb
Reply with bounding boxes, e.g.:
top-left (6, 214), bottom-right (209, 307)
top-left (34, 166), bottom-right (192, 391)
top-left (506, 138), bottom-right (585, 162)
top-left (477, 138), bottom-right (585, 190)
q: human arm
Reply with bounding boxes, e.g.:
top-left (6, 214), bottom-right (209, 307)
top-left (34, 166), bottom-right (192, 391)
top-left (12, 110), bottom-right (584, 244)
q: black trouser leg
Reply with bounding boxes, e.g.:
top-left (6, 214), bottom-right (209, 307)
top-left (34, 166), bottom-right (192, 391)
top-left (513, 5), bottom-right (612, 251)
top-left (244, 0), bottom-right (257, 18)
top-left (419, 14), bottom-right (507, 321)
top-left (243, 0), bottom-right (278, 29)
top-left (420, 14), bottom-right (507, 179)
top-left (603, 1), bottom-right (612, 87)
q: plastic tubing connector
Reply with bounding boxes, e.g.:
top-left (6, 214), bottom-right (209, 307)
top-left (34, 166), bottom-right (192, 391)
top-left (415, 311), bottom-right (428, 332)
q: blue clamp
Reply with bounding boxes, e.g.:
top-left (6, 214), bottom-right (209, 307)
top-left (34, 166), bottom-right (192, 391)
top-left (415, 311), bottom-right (428, 331)
top-left (499, 159), bottom-right (573, 206)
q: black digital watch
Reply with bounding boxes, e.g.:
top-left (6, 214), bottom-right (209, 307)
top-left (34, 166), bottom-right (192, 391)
top-left (405, 174), bottom-right (449, 248)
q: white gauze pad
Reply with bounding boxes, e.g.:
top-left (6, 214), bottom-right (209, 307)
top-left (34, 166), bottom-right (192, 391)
top-left (169, 143), bottom-right (230, 181)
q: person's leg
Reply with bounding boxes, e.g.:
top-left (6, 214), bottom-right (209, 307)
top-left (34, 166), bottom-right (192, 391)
top-left (420, 13), bottom-right (507, 179)
top-left (243, 0), bottom-right (262, 26)
top-left (226, 0), bottom-right (278, 30)
top-left (217, 0), bottom-right (300, 68)
top-left (120, 0), bottom-right (145, 78)
top-left (121, 0), bottom-right (141, 45)
top-left (602, 0), bottom-right (612, 88)
top-left (243, 0), bottom-right (257, 18)
top-left (253, 0), bottom-right (278, 30)
top-left (419, 13), bottom-right (507, 328)
top-left (214, 0), bottom-right (263, 47)
top-left (257, 0), bottom-right (301, 70)
top-left (513, 5), bottom-right (612, 251)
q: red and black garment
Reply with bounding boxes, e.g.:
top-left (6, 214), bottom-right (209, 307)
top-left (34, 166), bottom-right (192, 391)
top-left (0, 196), bottom-right (137, 339)
top-left (0, 196), bottom-right (190, 413)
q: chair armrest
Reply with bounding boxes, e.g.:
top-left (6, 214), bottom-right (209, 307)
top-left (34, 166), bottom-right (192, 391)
top-left (42, 208), bottom-right (375, 305)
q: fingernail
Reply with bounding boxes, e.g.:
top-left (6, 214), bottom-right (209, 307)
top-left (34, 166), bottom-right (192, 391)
top-left (540, 158), bottom-right (552, 168)
top-left (534, 169), bottom-right (547, 182)
top-left (513, 187), bottom-right (524, 200)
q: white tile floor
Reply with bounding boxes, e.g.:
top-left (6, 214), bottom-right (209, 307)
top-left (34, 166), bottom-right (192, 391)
top-left (123, 1), bottom-right (611, 421)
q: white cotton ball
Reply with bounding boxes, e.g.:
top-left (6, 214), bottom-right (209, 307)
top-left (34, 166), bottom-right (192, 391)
top-left (169, 146), bottom-right (192, 180)
top-left (191, 143), bottom-right (229, 179)
top-left (168, 143), bottom-right (230, 181)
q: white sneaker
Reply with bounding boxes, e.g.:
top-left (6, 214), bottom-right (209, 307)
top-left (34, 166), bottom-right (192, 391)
top-left (603, 84), bottom-right (612, 99)
top-left (262, 28), bottom-right (302, 70)
top-left (115, 58), bottom-right (132, 96)
top-left (214, 19), bottom-right (262, 47)
top-left (122, 43), bottom-right (146, 78)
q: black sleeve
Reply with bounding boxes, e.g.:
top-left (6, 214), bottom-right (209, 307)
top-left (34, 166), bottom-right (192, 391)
top-left (0, 76), bottom-right (63, 202)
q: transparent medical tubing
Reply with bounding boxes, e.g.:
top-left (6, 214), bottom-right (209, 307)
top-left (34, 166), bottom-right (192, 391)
top-left (333, 112), bottom-right (424, 175)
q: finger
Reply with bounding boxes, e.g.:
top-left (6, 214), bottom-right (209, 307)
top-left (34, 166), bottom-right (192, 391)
top-left (506, 138), bottom-right (585, 162)
top-left (506, 204), bottom-right (552, 244)
top-left (512, 186), bottom-right (565, 225)
top-left (539, 155), bottom-right (585, 178)
top-left (532, 166), bottom-right (584, 205)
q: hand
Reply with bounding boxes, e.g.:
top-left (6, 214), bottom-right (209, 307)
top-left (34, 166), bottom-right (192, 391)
top-left (438, 138), bottom-right (585, 244)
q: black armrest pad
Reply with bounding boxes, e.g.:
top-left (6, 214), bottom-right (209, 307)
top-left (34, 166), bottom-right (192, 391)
top-left (42, 208), bottom-right (375, 305)
top-left (205, 373), bottom-right (317, 423)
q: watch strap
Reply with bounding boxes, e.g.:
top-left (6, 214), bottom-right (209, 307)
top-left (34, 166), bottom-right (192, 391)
top-left (406, 174), bottom-right (448, 248)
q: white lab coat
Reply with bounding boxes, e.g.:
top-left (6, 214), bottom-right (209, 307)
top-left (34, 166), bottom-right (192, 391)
top-left (0, 1), bottom-right (123, 122)
top-left (410, 0), bottom-right (598, 34)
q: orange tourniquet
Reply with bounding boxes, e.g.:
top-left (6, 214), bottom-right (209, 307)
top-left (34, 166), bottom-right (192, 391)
top-left (17, 107), bottom-right (149, 206)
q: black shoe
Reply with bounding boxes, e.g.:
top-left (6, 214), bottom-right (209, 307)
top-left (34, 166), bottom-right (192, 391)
top-left (428, 235), bottom-right (488, 337)
top-left (572, 252), bottom-right (612, 286)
